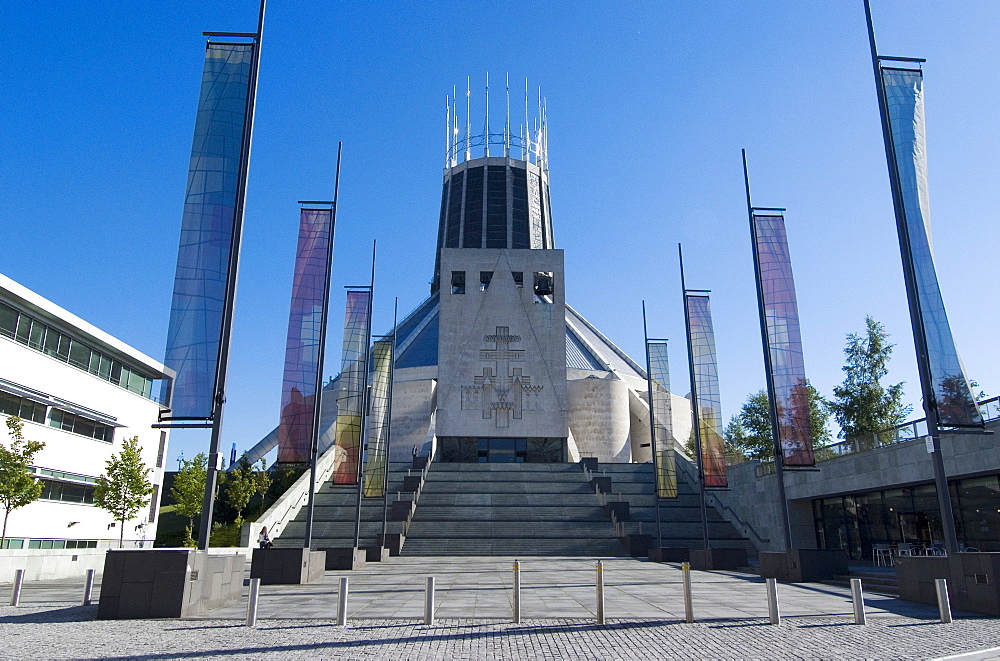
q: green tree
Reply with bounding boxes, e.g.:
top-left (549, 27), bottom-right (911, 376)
top-left (170, 452), bottom-right (207, 547)
top-left (94, 436), bottom-right (153, 548)
top-left (0, 417), bottom-right (45, 546)
top-left (723, 385), bottom-right (832, 462)
top-left (830, 316), bottom-right (911, 441)
top-left (222, 454), bottom-right (268, 524)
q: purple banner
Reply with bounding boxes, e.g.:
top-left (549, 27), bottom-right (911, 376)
top-left (881, 67), bottom-right (982, 428)
top-left (752, 214), bottom-right (814, 466)
top-left (333, 290), bottom-right (372, 485)
top-left (162, 43), bottom-right (254, 418)
top-left (277, 208), bottom-right (335, 464)
top-left (684, 295), bottom-right (727, 488)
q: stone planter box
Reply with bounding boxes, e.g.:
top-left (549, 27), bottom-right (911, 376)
top-left (590, 477), bottom-right (612, 494)
top-left (412, 456), bottom-right (428, 470)
top-left (580, 457), bottom-right (599, 472)
top-left (251, 548), bottom-right (325, 584)
top-left (390, 500), bottom-right (414, 521)
top-left (689, 548), bottom-right (747, 571)
top-left (604, 501), bottom-right (630, 521)
top-left (624, 534), bottom-right (653, 558)
top-left (648, 547), bottom-right (690, 563)
top-left (364, 546), bottom-right (390, 562)
top-left (897, 553), bottom-right (1000, 616)
top-left (321, 547), bottom-right (367, 571)
top-left (401, 475), bottom-right (422, 493)
top-left (759, 549), bottom-right (848, 582)
top-left (97, 549), bottom-right (244, 619)
top-left (378, 533), bottom-right (405, 556)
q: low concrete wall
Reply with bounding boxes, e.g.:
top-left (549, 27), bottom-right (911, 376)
top-left (0, 549), bottom-right (107, 582)
top-left (711, 419), bottom-right (1000, 552)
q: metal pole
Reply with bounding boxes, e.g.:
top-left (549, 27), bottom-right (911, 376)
top-left (10, 568), bottom-right (24, 606)
top-left (850, 578), bottom-right (866, 625)
top-left (679, 245), bottom-right (711, 550)
top-left (353, 244), bottom-right (377, 550)
top-left (935, 578), bottom-right (953, 624)
top-left (595, 560), bottom-right (605, 624)
top-left (743, 150), bottom-right (793, 551)
top-left (82, 569), bottom-right (95, 606)
top-left (765, 577), bottom-right (780, 625)
top-left (424, 576), bottom-right (435, 625)
top-left (512, 559), bottom-right (521, 623)
top-left (642, 302), bottom-right (663, 550)
top-left (681, 561), bottom-right (694, 623)
top-left (305, 143), bottom-right (343, 550)
top-left (864, 0), bottom-right (958, 554)
top-left (198, 0), bottom-right (267, 551)
top-left (380, 300), bottom-right (398, 551)
top-left (246, 577), bottom-right (260, 627)
top-left (337, 577), bottom-right (349, 626)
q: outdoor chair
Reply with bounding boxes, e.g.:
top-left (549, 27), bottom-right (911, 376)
top-left (896, 543), bottom-right (915, 557)
top-left (873, 543), bottom-right (893, 566)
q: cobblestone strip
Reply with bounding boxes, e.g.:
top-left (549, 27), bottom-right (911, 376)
top-left (3, 605), bottom-right (1000, 660)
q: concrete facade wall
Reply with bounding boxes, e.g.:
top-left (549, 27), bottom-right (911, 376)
top-left (436, 249), bottom-right (568, 440)
top-left (711, 419), bottom-right (1000, 552)
top-left (389, 377), bottom-right (437, 461)
top-left (566, 376), bottom-right (630, 462)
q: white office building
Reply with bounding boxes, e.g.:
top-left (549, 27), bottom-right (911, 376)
top-left (0, 273), bottom-right (172, 549)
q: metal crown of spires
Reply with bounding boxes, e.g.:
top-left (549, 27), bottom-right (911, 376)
top-left (444, 74), bottom-right (549, 170)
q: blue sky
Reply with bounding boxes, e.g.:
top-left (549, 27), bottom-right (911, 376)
top-left (3, 1), bottom-right (997, 467)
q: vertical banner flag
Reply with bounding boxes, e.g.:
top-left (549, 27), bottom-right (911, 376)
top-left (333, 291), bottom-right (372, 484)
top-left (752, 213), bottom-right (815, 466)
top-left (277, 208), bottom-right (335, 464)
top-left (684, 295), bottom-right (727, 488)
top-left (363, 339), bottom-right (394, 497)
top-left (162, 43), bottom-right (255, 418)
top-left (881, 67), bottom-right (982, 428)
top-left (646, 341), bottom-right (678, 498)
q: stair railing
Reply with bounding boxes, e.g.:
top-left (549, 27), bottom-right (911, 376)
top-left (673, 453), bottom-right (770, 546)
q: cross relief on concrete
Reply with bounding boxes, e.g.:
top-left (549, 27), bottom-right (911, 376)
top-left (461, 326), bottom-right (544, 428)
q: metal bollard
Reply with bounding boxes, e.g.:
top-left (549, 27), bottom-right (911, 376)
top-left (336, 577), bottom-right (349, 626)
top-left (424, 576), bottom-right (435, 625)
top-left (10, 569), bottom-right (24, 607)
top-left (850, 578), bottom-right (866, 625)
top-left (595, 560), bottom-right (605, 624)
top-left (512, 560), bottom-right (521, 624)
top-left (765, 578), bottom-right (780, 625)
top-left (935, 578), bottom-right (953, 624)
top-left (681, 562), bottom-right (694, 623)
top-left (82, 569), bottom-right (95, 607)
top-left (246, 578), bottom-right (261, 627)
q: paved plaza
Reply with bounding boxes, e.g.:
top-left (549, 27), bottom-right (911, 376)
top-left (3, 556), bottom-right (1000, 659)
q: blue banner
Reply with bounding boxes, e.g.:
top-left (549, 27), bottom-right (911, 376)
top-left (882, 67), bottom-right (982, 428)
top-left (162, 43), bottom-right (254, 418)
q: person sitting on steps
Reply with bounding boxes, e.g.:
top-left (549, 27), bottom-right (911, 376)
top-left (258, 526), bottom-right (273, 549)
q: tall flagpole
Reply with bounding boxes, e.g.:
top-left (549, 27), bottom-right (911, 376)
top-left (198, 0), bottom-right (266, 551)
top-left (304, 142), bottom-right (342, 549)
top-left (642, 301), bottom-right (663, 549)
top-left (353, 242), bottom-right (376, 550)
top-left (380, 298), bottom-right (398, 550)
top-left (679, 244), bottom-right (710, 550)
top-left (863, 0), bottom-right (959, 554)
top-left (743, 149), bottom-right (792, 551)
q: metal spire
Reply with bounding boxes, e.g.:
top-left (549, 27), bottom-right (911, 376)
top-left (465, 76), bottom-right (471, 162)
top-left (524, 77), bottom-right (530, 161)
top-left (484, 72), bottom-right (490, 158)
top-left (505, 72), bottom-right (510, 157)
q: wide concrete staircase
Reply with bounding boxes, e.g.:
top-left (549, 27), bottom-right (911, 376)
top-left (401, 463), bottom-right (627, 556)
top-left (274, 461), bottom-right (413, 549)
top-left (595, 463), bottom-right (758, 558)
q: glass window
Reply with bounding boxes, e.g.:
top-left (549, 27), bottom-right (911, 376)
top-left (0, 302), bottom-right (17, 338)
top-left (98, 354), bottom-right (112, 380)
top-left (15, 315), bottom-right (32, 344)
top-left (463, 167), bottom-right (484, 248)
top-left (28, 320), bottom-right (45, 349)
top-left (451, 271), bottom-right (465, 295)
top-left (485, 166), bottom-right (508, 248)
top-left (110, 361), bottom-right (122, 385)
top-left (68, 341), bottom-right (91, 370)
top-left (445, 170), bottom-right (464, 248)
top-left (512, 272), bottom-right (523, 288)
top-left (479, 272), bottom-right (492, 292)
top-left (43, 328), bottom-right (61, 356)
